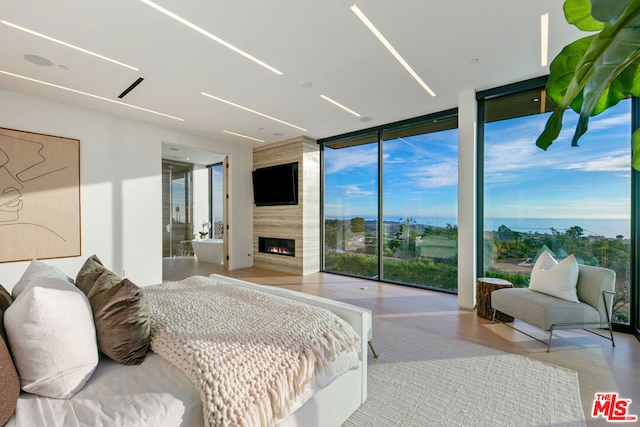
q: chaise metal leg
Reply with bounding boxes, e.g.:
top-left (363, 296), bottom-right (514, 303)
top-left (368, 341), bottom-right (378, 358)
top-left (608, 321), bottom-right (615, 347)
top-left (603, 290), bottom-right (616, 348)
top-left (547, 327), bottom-right (554, 352)
top-left (491, 309), bottom-right (497, 324)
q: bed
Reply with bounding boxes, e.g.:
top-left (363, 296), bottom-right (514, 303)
top-left (2, 260), bottom-right (371, 427)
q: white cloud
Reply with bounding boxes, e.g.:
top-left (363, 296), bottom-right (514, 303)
top-left (343, 184), bottom-right (374, 197)
top-left (558, 154), bottom-right (629, 172)
top-left (408, 161), bottom-right (458, 188)
top-left (325, 146), bottom-right (379, 174)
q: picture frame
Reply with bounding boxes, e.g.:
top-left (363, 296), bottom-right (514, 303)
top-left (0, 127), bottom-right (80, 262)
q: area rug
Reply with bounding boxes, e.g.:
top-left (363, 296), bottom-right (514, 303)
top-left (343, 319), bottom-right (586, 427)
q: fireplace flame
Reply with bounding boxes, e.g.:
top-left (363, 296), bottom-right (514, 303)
top-left (268, 246), bottom-right (291, 255)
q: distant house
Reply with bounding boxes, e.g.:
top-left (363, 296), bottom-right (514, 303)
top-left (417, 237), bottom-right (457, 260)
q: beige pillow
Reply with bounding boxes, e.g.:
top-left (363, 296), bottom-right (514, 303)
top-left (529, 251), bottom-right (579, 303)
top-left (76, 255), bottom-right (150, 365)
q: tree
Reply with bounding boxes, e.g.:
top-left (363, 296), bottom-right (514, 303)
top-left (566, 225), bottom-right (585, 239)
top-left (351, 217), bottom-right (366, 233)
top-left (496, 225), bottom-right (514, 241)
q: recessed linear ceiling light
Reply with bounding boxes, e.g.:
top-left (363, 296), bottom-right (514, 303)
top-left (1, 20), bottom-right (138, 71)
top-left (0, 70), bottom-right (183, 121)
top-left (223, 130), bottom-right (265, 143)
top-left (320, 94), bottom-right (361, 117)
top-left (201, 92), bottom-right (307, 132)
top-left (540, 13), bottom-right (549, 67)
top-left (138, 0), bottom-right (282, 76)
top-left (350, 4), bottom-right (435, 97)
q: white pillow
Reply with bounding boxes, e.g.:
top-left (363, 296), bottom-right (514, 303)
top-left (11, 259), bottom-right (70, 299)
top-left (4, 270), bottom-right (99, 399)
top-left (529, 250), bottom-right (579, 303)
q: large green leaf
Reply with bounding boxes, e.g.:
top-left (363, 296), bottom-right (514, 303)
top-left (591, 0), bottom-right (636, 24)
top-left (545, 36), bottom-right (593, 113)
top-left (536, 0), bottom-right (640, 151)
top-left (573, 4), bottom-right (640, 145)
top-left (564, 0), bottom-right (603, 31)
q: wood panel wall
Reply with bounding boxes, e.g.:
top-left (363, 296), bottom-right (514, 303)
top-left (253, 136), bottom-right (320, 275)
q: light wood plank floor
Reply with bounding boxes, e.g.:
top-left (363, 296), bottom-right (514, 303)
top-left (163, 258), bottom-right (640, 426)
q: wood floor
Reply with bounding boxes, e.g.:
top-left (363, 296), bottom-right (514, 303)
top-left (163, 257), bottom-right (640, 426)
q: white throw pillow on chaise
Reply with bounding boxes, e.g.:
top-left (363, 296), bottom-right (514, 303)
top-left (529, 250), bottom-right (579, 303)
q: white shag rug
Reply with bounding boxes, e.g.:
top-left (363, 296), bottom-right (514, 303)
top-left (343, 319), bottom-right (586, 427)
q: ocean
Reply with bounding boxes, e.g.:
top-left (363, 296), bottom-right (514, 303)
top-left (483, 218), bottom-right (630, 239)
top-left (328, 216), bottom-right (630, 239)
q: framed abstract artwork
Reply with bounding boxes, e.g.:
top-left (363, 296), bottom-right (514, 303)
top-left (0, 127), bottom-right (80, 262)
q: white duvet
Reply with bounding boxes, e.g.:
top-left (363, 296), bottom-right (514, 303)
top-left (7, 353), bottom-right (203, 427)
top-left (145, 276), bottom-right (361, 427)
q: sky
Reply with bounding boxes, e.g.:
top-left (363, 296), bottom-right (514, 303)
top-left (324, 98), bottom-right (632, 233)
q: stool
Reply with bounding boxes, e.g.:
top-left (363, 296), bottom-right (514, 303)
top-left (476, 277), bottom-right (514, 322)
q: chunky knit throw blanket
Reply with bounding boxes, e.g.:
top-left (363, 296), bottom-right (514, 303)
top-left (144, 276), bottom-right (361, 427)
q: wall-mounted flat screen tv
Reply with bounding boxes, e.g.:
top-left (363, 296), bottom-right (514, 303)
top-left (252, 162), bottom-right (298, 206)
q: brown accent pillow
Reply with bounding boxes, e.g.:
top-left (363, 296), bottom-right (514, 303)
top-left (75, 254), bottom-right (107, 296)
top-left (0, 285), bottom-right (12, 344)
top-left (0, 337), bottom-right (19, 425)
top-left (0, 286), bottom-right (19, 424)
top-left (88, 278), bottom-right (150, 365)
top-left (76, 255), bottom-right (150, 365)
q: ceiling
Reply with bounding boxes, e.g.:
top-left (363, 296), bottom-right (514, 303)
top-left (0, 0), bottom-right (584, 149)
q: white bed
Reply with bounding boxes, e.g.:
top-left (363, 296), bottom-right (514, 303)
top-left (7, 274), bottom-right (371, 427)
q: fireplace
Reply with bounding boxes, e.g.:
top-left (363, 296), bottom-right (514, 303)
top-left (259, 237), bottom-right (295, 257)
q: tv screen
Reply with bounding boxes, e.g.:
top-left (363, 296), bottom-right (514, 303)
top-left (252, 162), bottom-right (298, 206)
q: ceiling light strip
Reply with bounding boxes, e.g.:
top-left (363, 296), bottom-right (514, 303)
top-left (0, 70), bottom-right (183, 121)
top-left (0, 20), bottom-right (138, 71)
top-left (540, 13), bottom-right (549, 67)
top-left (320, 94), bottom-right (361, 117)
top-left (223, 130), bottom-right (265, 143)
top-left (350, 4), bottom-right (435, 97)
top-left (138, 0), bottom-right (282, 75)
top-left (201, 92), bottom-right (307, 131)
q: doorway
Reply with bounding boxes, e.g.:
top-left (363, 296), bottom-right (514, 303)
top-left (161, 144), bottom-right (228, 273)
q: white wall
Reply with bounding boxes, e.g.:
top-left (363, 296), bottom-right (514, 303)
top-left (0, 89), bottom-right (254, 290)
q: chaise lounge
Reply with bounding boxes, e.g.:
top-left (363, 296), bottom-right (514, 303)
top-left (490, 262), bottom-right (616, 351)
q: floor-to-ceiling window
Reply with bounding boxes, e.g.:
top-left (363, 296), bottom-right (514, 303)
top-left (322, 111), bottom-right (459, 291)
top-left (478, 78), bottom-right (635, 327)
top-left (323, 133), bottom-right (379, 278)
top-left (380, 119), bottom-right (458, 290)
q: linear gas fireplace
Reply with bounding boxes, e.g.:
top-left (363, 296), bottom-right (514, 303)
top-left (258, 237), bottom-right (295, 257)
